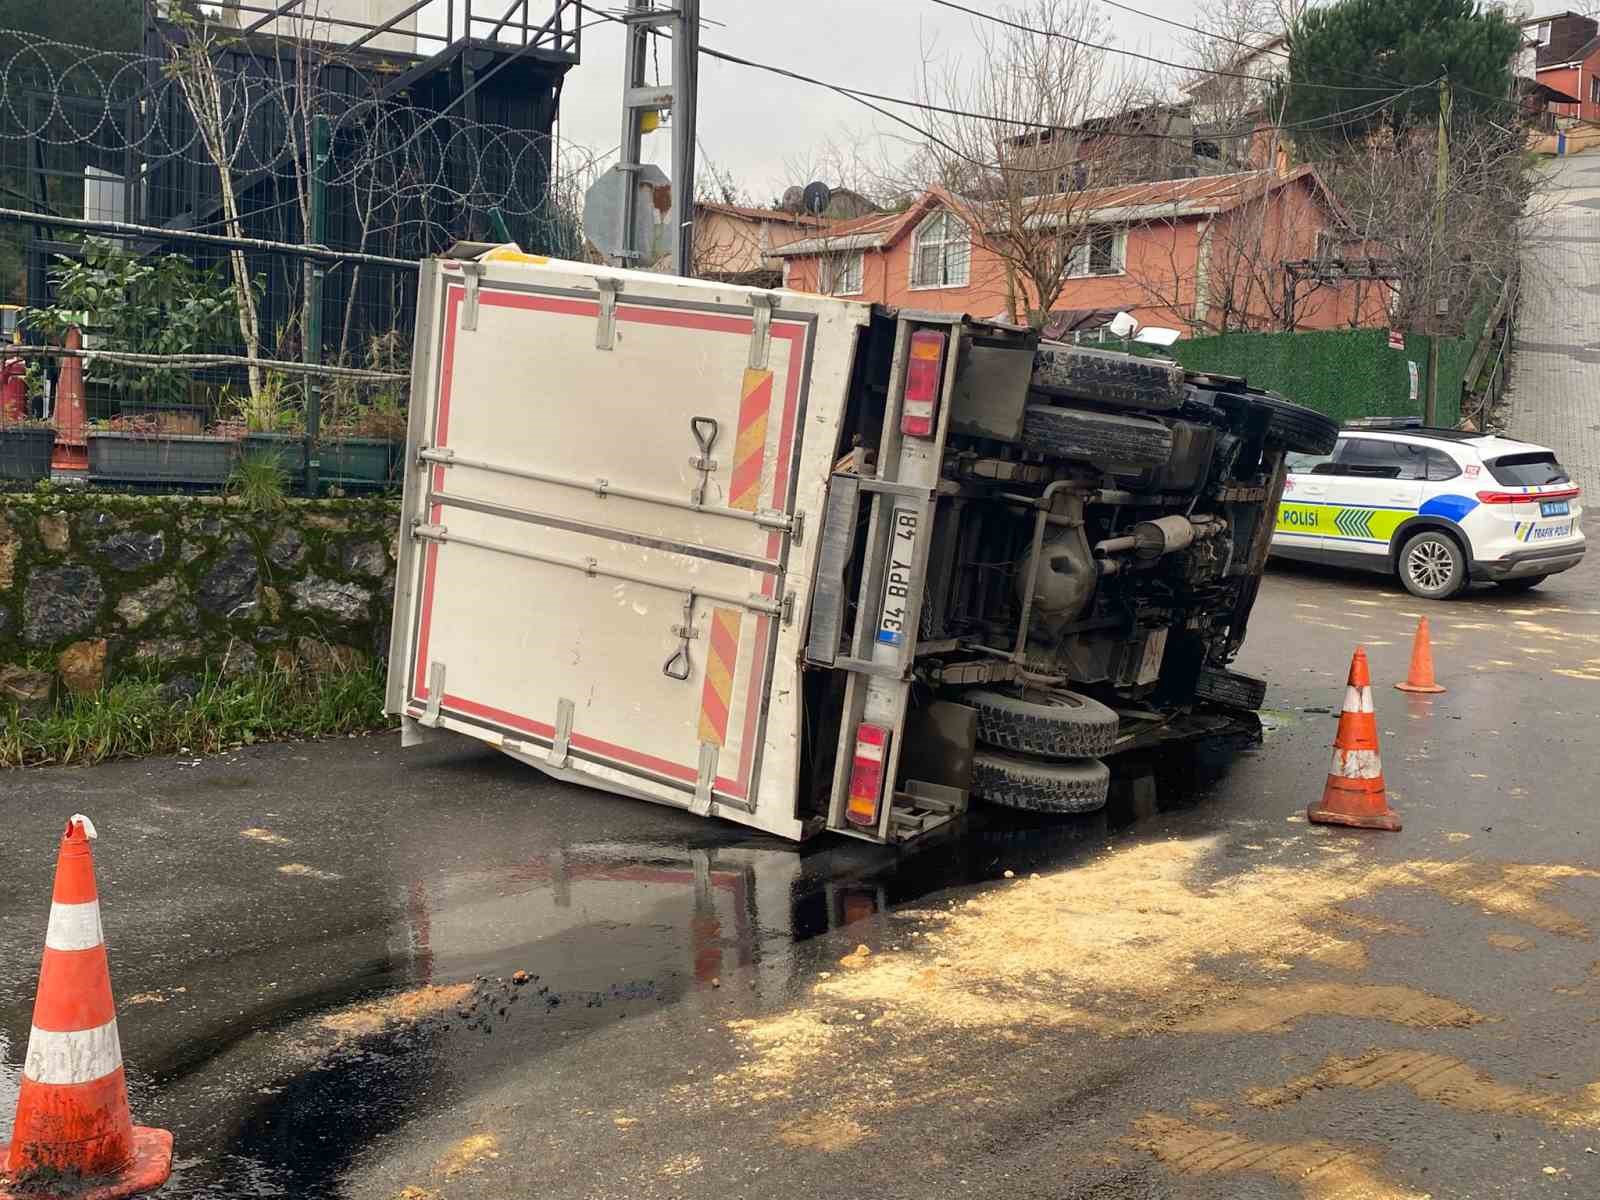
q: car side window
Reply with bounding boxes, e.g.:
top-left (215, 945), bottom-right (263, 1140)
top-left (1393, 443), bottom-right (1431, 481)
top-left (1285, 451), bottom-right (1332, 473)
top-left (1335, 439), bottom-right (1404, 478)
top-left (1424, 449), bottom-right (1461, 481)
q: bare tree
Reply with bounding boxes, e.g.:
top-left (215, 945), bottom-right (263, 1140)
top-left (1324, 118), bottom-right (1537, 335)
top-left (164, 12), bottom-right (266, 399)
top-left (903, 0), bottom-right (1155, 325)
top-left (1183, 0), bottom-right (1284, 172)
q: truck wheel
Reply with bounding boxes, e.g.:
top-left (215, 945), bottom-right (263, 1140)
top-left (973, 751), bottom-right (1110, 814)
top-left (1251, 392), bottom-right (1339, 455)
top-left (1398, 529), bottom-right (1467, 599)
top-left (1021, 405), bottom-right (1173, 469)
top-left (967, 689), bottom-right (1119, 759)
top-left (1194, 666), bottom-right (1268, 711)
top-left (1031, 344), bottom-right (1186, 412)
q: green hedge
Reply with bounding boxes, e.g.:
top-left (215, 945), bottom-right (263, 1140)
top-left (1132, 304), bottom-right (1490, 426)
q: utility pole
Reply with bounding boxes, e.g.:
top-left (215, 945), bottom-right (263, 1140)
top-left (616, 0), bottom-right (699, 276)
top-left (1426, 74), bottom-right (1451, 426)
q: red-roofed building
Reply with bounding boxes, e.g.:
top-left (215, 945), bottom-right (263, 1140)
top-left (679, 201), bottom-right (834, 287)
top-left (774, 168), bottom-right (1390, 336)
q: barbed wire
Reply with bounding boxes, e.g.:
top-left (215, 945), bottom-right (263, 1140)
top-left (0, 28), bottom-right (597, 252)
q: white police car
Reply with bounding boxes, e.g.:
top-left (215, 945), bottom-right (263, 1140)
top-left (1270, 425), bottom-right (1585, 599)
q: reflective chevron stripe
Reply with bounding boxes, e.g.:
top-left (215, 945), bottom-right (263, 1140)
top-left (1333, 508), bottom-right (1375, 538)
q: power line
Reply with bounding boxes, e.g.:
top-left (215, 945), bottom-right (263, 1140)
top-left (1093, 0), bottom-right (1520, 108)
top-left (922, 0), bottom-right (1400, 92)
top-left (695, 41), bottom-right (1434, 151)
top-left (572, 0), bottom-right (1438, 179)
top-left (1098, 0), bottom-right (1290, 61)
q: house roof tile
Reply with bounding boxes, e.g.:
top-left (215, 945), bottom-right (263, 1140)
top-left (776, 167), bottom-right (1340, 257)
top-left (695, 201), bottom-right (831, 227)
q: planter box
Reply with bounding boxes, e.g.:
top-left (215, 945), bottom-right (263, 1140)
top-left (240, 433), bottom-right (308, 489)
top-left (321, 437), bottom-right (399, 491)
top-left (87, 431), bottom-right (237, 487)
top-left (0, 427), bottom-right (56, 483)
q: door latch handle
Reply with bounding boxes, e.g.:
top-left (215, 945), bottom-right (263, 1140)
top-left (688, 416), bottom-right (719, 508)
top-left (663, 592), bottom-right (698, 681)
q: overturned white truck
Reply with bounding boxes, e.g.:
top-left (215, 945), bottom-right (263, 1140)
top-left (386, 248), bottom-right (1337, 843)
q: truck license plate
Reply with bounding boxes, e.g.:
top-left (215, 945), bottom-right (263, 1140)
top-left (1541, 499), bottom-right (1570, 517)
top-left (876, 507), bottom-right (921, 647)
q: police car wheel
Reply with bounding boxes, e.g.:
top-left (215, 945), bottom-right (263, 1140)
top-left (1399, 530), bottom-right (1467, 600)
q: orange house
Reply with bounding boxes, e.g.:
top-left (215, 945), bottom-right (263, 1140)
top-left (775, 167), bottom-right (1389, 337)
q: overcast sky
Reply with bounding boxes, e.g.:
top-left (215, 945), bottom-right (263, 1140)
top-left (541, 0), bottom-right (1196, 200)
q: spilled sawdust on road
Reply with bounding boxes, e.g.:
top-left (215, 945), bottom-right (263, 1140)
top-left (391, 1131), bottom-right (502, 1199)
top-left (709, 837), bottom-right (1596, 1147)
top-left (1246, 1049), bottom-right (1600, 1129)
top-left (778, 1113), bottom-right (872, 1151)
top-left (1124, 1114), bottom-right (1430, 1200)
top-left (318, 982), bottom-right (475, 1041)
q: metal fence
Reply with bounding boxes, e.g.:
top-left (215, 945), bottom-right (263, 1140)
top-left (1, 10), bottom-right (596, 491)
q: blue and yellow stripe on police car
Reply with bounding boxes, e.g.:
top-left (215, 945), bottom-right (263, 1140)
top-left (1275, 501), bottom-right (1415, 543)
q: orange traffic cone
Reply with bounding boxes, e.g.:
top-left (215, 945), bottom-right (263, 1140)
top-left (1395, 616), bottom-right (1446, 694)
top-left (0, 816), bottom-right (172, 1200)
top-left (1308, 648), bottom-right (1402, 832)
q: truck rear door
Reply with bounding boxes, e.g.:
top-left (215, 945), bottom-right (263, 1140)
top-left (388, 250), bottom-right (866, 840)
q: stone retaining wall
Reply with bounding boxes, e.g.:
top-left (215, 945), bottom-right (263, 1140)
top-left (0, 493), bottom-right (401, 709)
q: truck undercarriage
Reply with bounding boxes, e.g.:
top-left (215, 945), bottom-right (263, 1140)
top-left (799, 310), bottom-right (1339, 834)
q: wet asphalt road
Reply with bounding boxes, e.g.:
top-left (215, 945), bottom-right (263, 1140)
top-left (4, 532), bottom-right (1600, 1199)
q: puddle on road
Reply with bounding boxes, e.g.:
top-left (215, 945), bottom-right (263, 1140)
top-left (144, 732), bottom-right (1259, 1197)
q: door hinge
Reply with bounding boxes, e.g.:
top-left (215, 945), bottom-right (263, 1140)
top-left (460, 262), bottom-right (484, 331)
top-left (748, 292), bottom-right (777, 369)
top-left (421, 661), bottom-right (446, 726)
top-left (596, 278), bottom-right (622, 350)
top-left (550, 696), bottom-right (575, 768)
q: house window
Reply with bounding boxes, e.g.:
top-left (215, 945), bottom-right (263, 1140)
top-left (818, 251), bottom-right (864, 296)
top-left (1591, 74), bottom-right (1600, 105)
top-left (1064, 226), bottom-right (1126, 277)
top-left (1315, 229), bottom-right (1338, 261)
top-left (1537, 20), bottom-right (1551, 45)
top-left (910, 211), bottom-right (970, 288)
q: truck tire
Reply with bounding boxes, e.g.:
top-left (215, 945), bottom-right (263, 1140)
top-left (1194, 666), bottom-right (1268, 711)
top-left (967, 689), bottom-right (1119, 759)
top-left (973, 751), bottom-right (1111, 814)
top-left (1021, 405), bottom-right (1174, 469)
top-left (1031, 344), bottom-right (1186, 412)
top-left (1251, 392), bottom-right (1339, 456)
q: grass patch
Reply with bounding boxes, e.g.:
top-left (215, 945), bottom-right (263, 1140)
top-left (0, 664), bottom-right (394, 768)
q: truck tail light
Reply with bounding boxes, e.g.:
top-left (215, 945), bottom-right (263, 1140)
top-left (901, 330), bottom-right (946, 438)
top-left (845, 723), bottom-right (890, 828)
top-left (1477, 486), bottom-right (1581, 504)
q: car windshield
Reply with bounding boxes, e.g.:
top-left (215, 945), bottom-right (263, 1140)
top-left (1485, 452), bottom-right (1569, 486)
